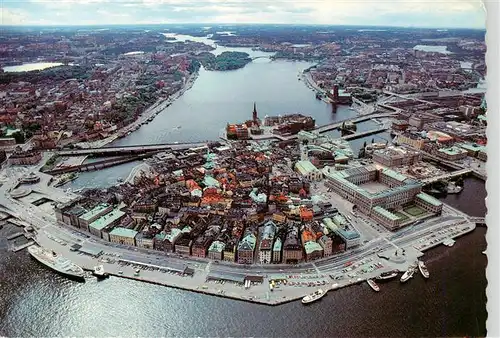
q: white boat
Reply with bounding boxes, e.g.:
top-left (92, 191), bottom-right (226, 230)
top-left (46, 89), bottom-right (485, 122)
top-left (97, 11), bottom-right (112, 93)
top-left (302, 289), bottom-right (327, 304)
top-left (367, 279), bottom-right (380, 292)
top-left (93, 265), bottom-right (109, 279)
top-left (400, 265), bottom-right (416, 283)
top-left (442, 238), bottom-right (455, 247)
top-left (28, 245), bottom-right (85, 281)
top-left (418, 260), bottom-right (429, 279)
top-left (447, 182), bottom-right (463, 194)
top-left (376, 270), bottom-right (399, 281)
top-left (482, 250), bottom-right (486, 255)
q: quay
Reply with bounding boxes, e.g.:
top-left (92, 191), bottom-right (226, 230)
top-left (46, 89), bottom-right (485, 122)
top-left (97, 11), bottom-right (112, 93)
top-left (11, 241), bottom-right (35, 252)
top-left (6, 231), bottom-right (24, 240)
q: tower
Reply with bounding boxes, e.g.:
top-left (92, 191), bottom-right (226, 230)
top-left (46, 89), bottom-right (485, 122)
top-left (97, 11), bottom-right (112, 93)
top-left (300, 142), bottom-right (309, 161)
top-left (252, 102), bottom-right (258, 124)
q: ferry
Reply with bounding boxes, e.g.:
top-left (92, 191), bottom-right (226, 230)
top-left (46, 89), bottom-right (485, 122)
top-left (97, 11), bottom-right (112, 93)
top-left (376, 270), bottom-right (399, 281)
top-left (400, 265), bottom-right (416, 283)
top-left (367, 279), bottom-right (380, 292)
top-left (442, 238), bottom-right (455, 247)
top-left (28, 245), bottom-right (85, 281)
top-left (93, 265), bottom-right (109, 279)
top-left (302, 289), bottom-right (327, 304)
top-left (418, 260), bottom-right (429, 279)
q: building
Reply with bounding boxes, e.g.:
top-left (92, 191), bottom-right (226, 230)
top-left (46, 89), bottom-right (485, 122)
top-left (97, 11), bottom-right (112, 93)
top-left (8, 150), bottom-right (42, 165)
top-left (109, 227), bottom-right (138, 246)
top-left (415, 193), bottom-right (443, 214)
top-left (136, 232), bottom-right (154, 249)
top-left (207, 240), bottom-right (226, 260)
top-left (258, 221), bottom-right (277, 264)
top-left (272, 237), bottom-right (282, 263)
top-left (295, 160), bottom-right (323, 181)
top-left (318, 235), bottom-right (333, 256)
top-left (78, 203), bottom-right (113, 231)
top-left (88, 208), bottom-right (126, 239)
top-left (395, 134), bottom-right (425, 149)
top-left (226, 123), bottom-right (249, 140)
top-left (457, 143), bottom-right (486, 159)
top-left (304, 241), bottom-right (324, 261)
top-left (436, 146), bottom-right (468, 161)
top-left (61, 205), bottom-right (87, 228)
top-left (392, 120), bottom-right (409, 131)
top-left (372, 146), bottom-right (422, 167)
top-left (335, 225), bottom-right (361, 248)
top-left (283, 227), bottom-right (303, 264)
top-left (237, 232), bottom-right (256, 264)
top-left (371, 206), bottom-right (403, 231)
top-left (324, 165), bottom-right (424, 230)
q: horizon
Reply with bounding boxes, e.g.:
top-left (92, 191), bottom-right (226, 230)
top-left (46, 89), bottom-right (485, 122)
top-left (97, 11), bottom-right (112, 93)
top-left (2, 0), bottom-right (486, 29)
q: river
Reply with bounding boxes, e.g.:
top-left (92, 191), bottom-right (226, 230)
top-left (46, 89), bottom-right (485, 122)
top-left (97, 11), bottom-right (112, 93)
top-left (0, 34), bottom-right (487, 336)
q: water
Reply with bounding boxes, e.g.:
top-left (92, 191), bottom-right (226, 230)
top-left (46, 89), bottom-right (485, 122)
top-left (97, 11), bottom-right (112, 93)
top-left (2, 62), bottom-right (65, 72)
top-left (413, 45), bottom-right (452, 54)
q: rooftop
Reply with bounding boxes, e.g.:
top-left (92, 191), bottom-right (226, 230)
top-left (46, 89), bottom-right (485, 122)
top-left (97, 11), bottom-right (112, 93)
top-left (416, 192), bottom-right (443, 207)
top-left (295, 160), bottom-right (319, 175)
top-left (372, 206), bottom-right (401, 221)
top-left (109, 227), bottom-right (138, 239)
top-left (80, 203), bottom-right (110, 221)
top-left (88, 208), bottom-right (125, 231)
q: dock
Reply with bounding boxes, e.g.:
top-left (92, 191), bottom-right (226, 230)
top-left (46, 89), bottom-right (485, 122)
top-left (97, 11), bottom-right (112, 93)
top-left (11, 241), bottom-right (35, 252)
top-left (6, 231), bottom-right (24, 240)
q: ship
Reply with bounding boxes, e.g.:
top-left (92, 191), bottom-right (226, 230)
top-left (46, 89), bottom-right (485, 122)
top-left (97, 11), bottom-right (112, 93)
top-left (446, 182), bottom-right (463, 194)
top-left (367, 279), bottom-right (380, 292)
top-left (400, 265), bottom-right (416, 283)
top-left (28, 245), bottom-right (85, 281)
top-left (302, 289), bottom-right (327, 304)
top-left (418, 260), bottom-right (429, 279)
top-left (376, 270), bottom-right (399, 281)
top-left (93, 265), bottom-right (109, 279)
top-left (482, 250), bottom-right (487, 255)
top-left (54, 173), bottom-right (78, 188)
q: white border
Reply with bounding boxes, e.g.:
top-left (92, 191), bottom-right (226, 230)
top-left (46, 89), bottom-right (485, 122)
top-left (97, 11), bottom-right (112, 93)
top-left (485, 1), bottom-right (499, 336)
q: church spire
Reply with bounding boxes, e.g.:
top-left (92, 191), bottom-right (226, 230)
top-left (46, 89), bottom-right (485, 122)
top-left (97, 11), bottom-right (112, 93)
top-left (252, 102), bottom-right (258, 123)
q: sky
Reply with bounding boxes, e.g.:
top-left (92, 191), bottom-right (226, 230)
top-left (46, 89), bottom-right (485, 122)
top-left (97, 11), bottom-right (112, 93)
top-left (0, 0), bottom-right (486, 29)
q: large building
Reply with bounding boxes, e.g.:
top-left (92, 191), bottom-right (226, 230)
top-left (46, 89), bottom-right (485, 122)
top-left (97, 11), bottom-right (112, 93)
top-left (8, 150), bottom-right (42, 165)
top-left (78, 203), bottom-right (113, 231)
top-left (436, 146), bottom-right (468, 161)
top-left (88, 208), bottom-right (126, 240)
top-left (109, 227), bottom-right (138, 246)
top-left (372, 146), bottom-right (422, 167)
top-left (324, 165), bottom-right (441, 230)
top-left (258, 221), bottom-right (277, 264)
top-left (295, 160), bottom-right (323, 181)
top-left (237, 232), bottom-right (256, 264)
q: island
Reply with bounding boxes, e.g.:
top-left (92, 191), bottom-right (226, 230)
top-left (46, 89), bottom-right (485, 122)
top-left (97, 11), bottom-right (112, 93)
top-left (196, 51), bottom-right (252, 71)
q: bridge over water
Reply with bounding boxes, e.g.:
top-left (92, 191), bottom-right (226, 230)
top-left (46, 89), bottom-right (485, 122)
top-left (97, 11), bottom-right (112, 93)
top-left (420, 168), bottom-right (472, 184)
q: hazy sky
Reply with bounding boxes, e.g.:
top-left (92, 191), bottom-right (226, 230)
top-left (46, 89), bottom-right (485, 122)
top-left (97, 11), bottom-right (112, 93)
top-left (1, 0), bottom-right (486, 28)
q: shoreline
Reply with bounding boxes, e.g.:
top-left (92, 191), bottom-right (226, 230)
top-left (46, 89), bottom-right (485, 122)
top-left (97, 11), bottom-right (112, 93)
top-left (29, 216), bottom-right (475, 306)
top-left (77, 70), bottom-right (199, 149)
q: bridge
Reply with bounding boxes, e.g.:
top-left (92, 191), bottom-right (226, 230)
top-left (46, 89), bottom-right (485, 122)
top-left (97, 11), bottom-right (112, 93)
top-left (468, 217), bottom-right (486, 225)
top-left (341, 127), bottom-right (388, 141)
top-left (420, 168), bottom-right (472, 184)
top-left (53, 142), bottom-right (207, 157)
top-left (44, 152), bottom-right (159, 175)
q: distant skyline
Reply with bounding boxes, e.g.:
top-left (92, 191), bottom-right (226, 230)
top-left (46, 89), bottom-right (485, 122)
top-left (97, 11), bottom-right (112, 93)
top-left (1, 0), bottom-right (486, 29)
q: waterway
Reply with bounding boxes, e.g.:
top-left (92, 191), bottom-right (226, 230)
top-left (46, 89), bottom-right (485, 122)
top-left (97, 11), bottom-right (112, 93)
top-left (2, 62), bottom-right (65, 73)
top-left (0, 177), bottom-right (487, 336)
top-left (413, 45), bottom-right (453, 54)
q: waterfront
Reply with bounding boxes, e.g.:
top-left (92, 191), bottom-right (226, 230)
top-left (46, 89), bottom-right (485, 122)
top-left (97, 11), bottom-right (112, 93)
top-left (0, 217), bottom-right (486, 337)
top-left (2, 62), bottom-right (65, 72)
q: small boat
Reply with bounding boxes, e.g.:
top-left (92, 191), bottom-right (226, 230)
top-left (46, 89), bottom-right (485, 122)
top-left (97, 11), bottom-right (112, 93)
top-left (400, 265), bottom-right (416, 283)
top-left (447, 182), bottom-right (463, 194)
top-left (302, 289), bottom-right (327, 304)
top-left (367, 279), bottom-right (380, 292)
top-left (376, 270), bottom-right (399, 281)
top-left (418, 260), bottom-right (429, 279)
top-left (442, 238), bottom-right (455, 247)
top-left (93, 265), bottom-right (109, 279)
top-left (117, 177), bottom-right (124, 183)
top-left (482, 250), bottom-right (486, 255)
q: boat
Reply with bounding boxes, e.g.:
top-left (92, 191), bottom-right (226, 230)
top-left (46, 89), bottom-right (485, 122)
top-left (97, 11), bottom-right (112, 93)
top-left (376, 270), bottom-right (399, 281)
top-left (54, 173), bottom-right (79, 188)
top-left (301, 289), bottom-right (327, 304)
top-left (442, 238), bottom-right (455, 247)
top-left (482, 250), bottom-right (487, 255)
top-left (117, 177), bottom-right (124, 183)
top-left (93, 265), bottom-right (109, 279)
top-left (28, 245), bottom-right (85, 281)
top-left (446, 182), bottom-right (463, 194)
top-left (400, 265), bottom-right (416, 283)
top-left (367, 279), bottom-right (380, 292)
top-left (418, 260), bottom-right (429, 279)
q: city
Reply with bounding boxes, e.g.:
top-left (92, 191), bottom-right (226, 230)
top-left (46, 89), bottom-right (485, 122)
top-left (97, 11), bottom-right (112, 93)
top-left (0, 6), bottom-right (490, 337)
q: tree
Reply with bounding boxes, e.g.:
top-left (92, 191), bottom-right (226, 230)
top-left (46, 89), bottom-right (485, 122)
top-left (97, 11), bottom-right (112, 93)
top-left (11, 131), bottom-right (25, 144)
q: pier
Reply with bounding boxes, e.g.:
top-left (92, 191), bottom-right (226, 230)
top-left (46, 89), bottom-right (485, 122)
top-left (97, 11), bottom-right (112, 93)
top-left (11, 241), bottom-right (35, 252)
top-left (6, 232), bottom-right (24, 240)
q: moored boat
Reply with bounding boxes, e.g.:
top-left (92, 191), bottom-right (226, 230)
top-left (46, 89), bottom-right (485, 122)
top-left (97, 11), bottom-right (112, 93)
top-left (376, 270), bottom-right (399, 281)
top-left (28, 245), bottom-right (85, 281)
top-left (367, 279), bottom-right (380, 292)
top-left (93, 265), bottom-right (109, 279)
top-left (400, 265), bottom-right (416, 283)
top-left (442, 238), bottom-right (455, 247)
top-left (418, 260), bottom-right (429, 279)
top-left (302, 289), bottom-right (327, 304)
